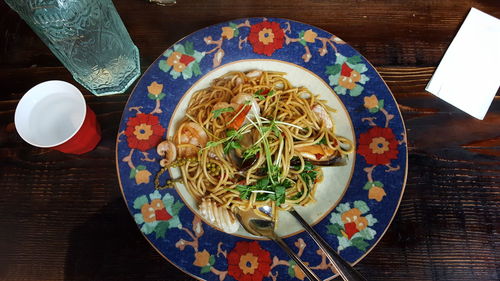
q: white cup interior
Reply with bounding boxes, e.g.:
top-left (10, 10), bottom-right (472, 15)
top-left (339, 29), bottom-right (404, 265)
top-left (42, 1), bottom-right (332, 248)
top-left (14, 81), bottom-right (87, 148)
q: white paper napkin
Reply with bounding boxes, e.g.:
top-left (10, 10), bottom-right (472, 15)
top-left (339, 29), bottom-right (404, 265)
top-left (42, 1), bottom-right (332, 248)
top-left (426, 7), bottom-right (500, 120)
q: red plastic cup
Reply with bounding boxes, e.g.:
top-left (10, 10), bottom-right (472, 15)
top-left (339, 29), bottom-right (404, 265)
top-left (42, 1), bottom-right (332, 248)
top-left (14, 81), bottom-right (101, 154)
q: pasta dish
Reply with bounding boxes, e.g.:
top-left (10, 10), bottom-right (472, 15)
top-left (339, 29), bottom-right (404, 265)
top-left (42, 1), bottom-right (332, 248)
top-left (156, 70), bottom-right (353, 233)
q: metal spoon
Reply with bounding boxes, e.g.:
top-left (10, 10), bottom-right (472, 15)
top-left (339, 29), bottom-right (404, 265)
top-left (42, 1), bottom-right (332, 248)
top-left (234, 207), bottom-right (321, 281)
top-left (288, 208), bottom-right (367, 281)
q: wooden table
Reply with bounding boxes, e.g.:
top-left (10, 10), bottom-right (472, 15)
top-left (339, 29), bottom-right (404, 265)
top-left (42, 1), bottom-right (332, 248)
top-left (1, 1), bottom-right (498, 280)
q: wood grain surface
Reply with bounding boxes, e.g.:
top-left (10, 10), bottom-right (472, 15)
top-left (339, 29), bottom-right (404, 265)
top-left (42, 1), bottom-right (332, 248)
top-left (0, 1), bottom-right (499, 280)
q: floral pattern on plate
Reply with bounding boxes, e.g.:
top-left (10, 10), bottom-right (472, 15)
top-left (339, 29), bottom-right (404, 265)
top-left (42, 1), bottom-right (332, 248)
top-left (116, 17), bottom-right (407, 281)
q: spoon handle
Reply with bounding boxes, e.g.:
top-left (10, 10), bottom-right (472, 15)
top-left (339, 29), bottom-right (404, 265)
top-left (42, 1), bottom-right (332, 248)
top-left (271, 235), bottom-right (321, 281)
top-left (289, 209), bottom-right (367, 281)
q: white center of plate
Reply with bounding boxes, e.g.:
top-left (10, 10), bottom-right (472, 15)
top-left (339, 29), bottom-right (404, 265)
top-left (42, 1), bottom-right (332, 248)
top-left (168, 59), bottom-right (355, 238)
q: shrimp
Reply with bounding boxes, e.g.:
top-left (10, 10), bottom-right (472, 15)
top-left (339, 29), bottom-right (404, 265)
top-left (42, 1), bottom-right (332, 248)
top-left (212, 102), bottom-right (238, 122)
top-left (175, 122), bottom-right (208, 157)
top-left (231, 93), bottom-right (260, 120)
top-left (157, 140), bottom-right (177, 167)
top-left (312, 104), bottom-right (333, 129)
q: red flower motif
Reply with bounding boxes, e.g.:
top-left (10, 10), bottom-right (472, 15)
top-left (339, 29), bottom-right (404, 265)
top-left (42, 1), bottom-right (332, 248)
top-left (155, 208), bottom-right (172, 221)
top-left (179, 54), bottom-right (195, 66)
top-left (227, 241), bottom-right (271, 281)
top-left (125, 113), bottom-right (165, 151)
top-left (358, 126), bottom-right (398, 165)
top-left (248, 21), bottom-right (284, 56)
top-left (343, 222), bottom-right (358, 239)
top-left (141, 199), bottom-right (172, 223)
top-left (341, 63), bottom-right (353, 77)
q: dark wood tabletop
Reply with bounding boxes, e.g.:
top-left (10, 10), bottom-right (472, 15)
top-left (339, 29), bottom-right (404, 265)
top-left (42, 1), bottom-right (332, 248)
top-left (1, 0), bottom-right (499, 280)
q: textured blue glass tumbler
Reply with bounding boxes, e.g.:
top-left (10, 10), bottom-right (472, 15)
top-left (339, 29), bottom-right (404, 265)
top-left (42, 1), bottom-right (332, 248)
top-left (5, 0), bottom-right (140, 96)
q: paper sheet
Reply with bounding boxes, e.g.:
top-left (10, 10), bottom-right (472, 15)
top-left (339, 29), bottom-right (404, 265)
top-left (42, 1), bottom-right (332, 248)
top-left (426, 7), bottom-right (500, 120)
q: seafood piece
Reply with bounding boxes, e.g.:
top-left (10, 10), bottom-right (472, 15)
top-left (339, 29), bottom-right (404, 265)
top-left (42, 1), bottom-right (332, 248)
top-left (226, 93), bottom-right (261, 130)
top-left (298, 91), bottom-right (311, 99)
top-left (294, 144), bottom-right (346, 166)
top-left (245, 70), bottom-right (262, 78)
top-left (212, 102), bottom-right (238, 122)
top-left (229, 131), bottom-right (259, 170)
top-left (213, 101), bottom-right (235, 112)
top-left (212, 101), bottom-right (231, 112)
top-left (208, 151), bottom-right (218, 159)
top-left (231, 93), bottom-right (260, 118)
top-left (198, 197), bottom-right (240, 233)
top-left (175, 122), bottom-right (208, 157)
top-left (312, 104), bottom-right (333, 129)
top-left (157, 140), bottom-right (177, 167)
top-left (234, 77), bottom-right (243, 86)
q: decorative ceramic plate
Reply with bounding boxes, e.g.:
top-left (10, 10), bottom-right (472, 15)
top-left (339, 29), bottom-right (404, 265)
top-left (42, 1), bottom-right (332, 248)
top-left (116, 18), bottom-right (407, 281)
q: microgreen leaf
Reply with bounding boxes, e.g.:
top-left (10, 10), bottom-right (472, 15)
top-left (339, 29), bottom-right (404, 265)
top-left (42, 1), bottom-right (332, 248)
top-left (253, 89), bottom-right (273, 101)
top-left (206, 141), bottom-right (220, 148)
top-left (254, 89), bottom-right (264, 95)
top-left (316, 137), bottom-right (327, 145)
top-left (236, 175), bottom-right (292, 206)
top-left (212, 107), bottom-right (234, 118)
top-left (272, 184), bottom-right (286, 205)
top-left (290, 191), bottom-right (303, 200)
top-left (271, 124), bottom-right (280, 136)
top-left (256, 177), bottom-right (270, 189)
top-left (226, 128), bottom-right (239, 138)
top-left (236, 185), bottom-right (253, 200)
top-left (254, 93), bottom-right (265, 101)
top-left (223, 140), bottom-right (242, 154)
top-left (243, 145), bottom-right (260, 161)
top-left (269, 164), bottom-right (280, 180)
top-left (291, 160), bottom-right (318, 188)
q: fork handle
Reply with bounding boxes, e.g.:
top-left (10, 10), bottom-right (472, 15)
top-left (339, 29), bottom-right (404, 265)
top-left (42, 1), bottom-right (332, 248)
top-left (289, 209), bottom-right (367, 281)
top-left (271, 235), bottom-right (321, 281)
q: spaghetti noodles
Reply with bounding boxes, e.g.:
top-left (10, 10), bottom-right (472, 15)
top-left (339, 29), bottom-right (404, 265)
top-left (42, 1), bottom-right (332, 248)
top-left (157, 70), bottom-right (353, 229)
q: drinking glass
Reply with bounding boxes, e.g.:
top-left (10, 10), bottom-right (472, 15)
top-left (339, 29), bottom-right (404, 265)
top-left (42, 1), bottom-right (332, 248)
top-left (5, 0), bottom-right (140, 96)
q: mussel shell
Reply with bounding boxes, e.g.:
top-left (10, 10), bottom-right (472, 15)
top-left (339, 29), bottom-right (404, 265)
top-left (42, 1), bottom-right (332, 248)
top-left (228, 149), bottom-right (258, 171)
top-left (228, 131), bottom-right (259, 171)
top-left (290, 155), bottom-right (347, 167)
top-left (309, 154), bottom-right (347, 166)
